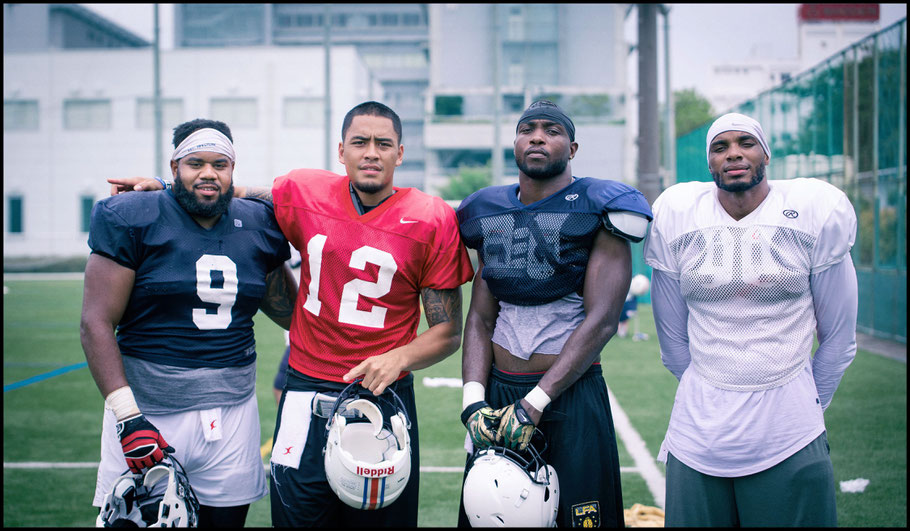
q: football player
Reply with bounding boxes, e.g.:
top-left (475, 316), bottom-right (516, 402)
top-left (643, 113), bottom-right (857, 526)
top-left (109, 102), bottom-right (475, 526)
top-left (82, 118), bottom-right (298, 527)
top-left (263, 102), bottom-right (473, 526)
top-left (455, 100), bottom-right (653, 528)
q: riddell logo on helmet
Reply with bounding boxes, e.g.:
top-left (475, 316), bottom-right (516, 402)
top-left (357, 465), bottom-right (394, 477)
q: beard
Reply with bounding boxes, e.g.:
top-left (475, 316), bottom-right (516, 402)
top-left (516, 152), bottom-right (570, 181)
top-left (173, 170), bottom-right (234, 219)
top-left (712, 162), bottom-right (766, 193)
top-left (352, 179), bottom-right (386, 195)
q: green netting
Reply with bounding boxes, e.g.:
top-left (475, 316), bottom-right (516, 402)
top-left (674, 19), bottom-right (907, 343)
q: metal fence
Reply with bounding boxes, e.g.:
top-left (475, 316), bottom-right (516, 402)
top-left (675, 19), bottom-right (906, 343)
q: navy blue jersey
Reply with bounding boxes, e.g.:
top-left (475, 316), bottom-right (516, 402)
top-left (88, 190), bottom-right (290, 368)
top-left (456, 177), bottom-right (652, 306)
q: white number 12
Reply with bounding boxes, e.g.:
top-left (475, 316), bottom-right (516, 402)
top-left (302, 234), bottom-right (398, 329)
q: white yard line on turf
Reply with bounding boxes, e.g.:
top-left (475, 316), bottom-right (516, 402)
top-left (608, 387), bottom-right (666, 509)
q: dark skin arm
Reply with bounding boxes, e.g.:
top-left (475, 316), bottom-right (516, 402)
top-left (259, 262), bottom-right (298, 330)
top-left (521, 228), bottom-right (632, 423)
top-left (79, 253), bottom-right (136, 398)
top-left (106, 178), bottom-right (273, 203)
top-left (461, 256), bottom-right (499, 395)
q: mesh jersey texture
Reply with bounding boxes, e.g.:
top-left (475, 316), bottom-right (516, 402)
top-left (457, 177), bottom-right (652, 306)
top-left (272, 169), bottom-right (474, 382)
top-left (644, 178), bottom-right (856, 390)
top-left (88, 190), bottom-right (290, 368)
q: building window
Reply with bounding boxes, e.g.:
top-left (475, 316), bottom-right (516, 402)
top-left (503, 94), bottom-right (525, 113)
top-left (63, 99), bottom-right (111, 130)
top-left (210, 98), bottom-right (258, 128)
top-left (136, 98), bottom-right (184, 129)
top-left (435, 95), bottom-right (463, 116)
top-left (81, 196), bottom-right (95, 233)
top-left (508, 6), bottom-right (524, 40)
top-left (507, 63), bottom-right (525, 87)
top-left (4, 100), bottom-right (40, 131)
top-left (7, 196), bottom-right (23, 234)
top-left (283, 97), bottom-right (325, 128)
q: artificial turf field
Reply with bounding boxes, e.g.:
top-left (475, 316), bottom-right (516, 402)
top-left (3, 277), bottom-right (906, 527)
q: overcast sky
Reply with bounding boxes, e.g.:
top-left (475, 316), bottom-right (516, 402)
top-left (82, 3), bottom-right (907, 95)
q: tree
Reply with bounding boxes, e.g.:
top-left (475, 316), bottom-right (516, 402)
top-left (674, 88), bottom-right (715, 137)
top-left (438, 165), bottom-right (492, 201)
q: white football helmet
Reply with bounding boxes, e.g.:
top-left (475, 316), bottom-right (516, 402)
top-left (323, 381), bottom-right (412, 510)
top-left (96, 455), bottom-right (199, 528)
top-left (462, 444), bottom-right (559, 528)
top-left (630, 273), bottom-right (651, 296)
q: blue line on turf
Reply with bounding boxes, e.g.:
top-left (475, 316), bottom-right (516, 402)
top-left (3, 362), bottom-right (88, 392)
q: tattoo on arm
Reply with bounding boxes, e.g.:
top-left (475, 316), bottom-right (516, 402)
top-left (246, 186), bottom-right (273, 203)
top-left (260, 266), bottom-right (295, 321)
top-left (421, 287), bottom-right (463, 333)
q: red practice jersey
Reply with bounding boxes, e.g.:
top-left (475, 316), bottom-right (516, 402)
top-left (272, 169), bottom-right (474, 382)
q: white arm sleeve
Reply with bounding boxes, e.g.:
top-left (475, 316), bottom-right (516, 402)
top-left (651, 269), bottom-right (691, 381)
top-left (810, 256), bottom-right (858, 410)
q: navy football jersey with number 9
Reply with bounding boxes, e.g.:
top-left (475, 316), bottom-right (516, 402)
top-left (456, 177), bottom-right (652, 306)
top-left (88, 190), bottom-right (289, 368)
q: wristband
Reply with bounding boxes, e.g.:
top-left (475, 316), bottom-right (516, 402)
top-left (152, 176), bottom-right (172, 190)
top-left (462, 381), bottom-right (486, 411)
top-left (524, 385), bottom-right (552, 412)
top-left (106, 386), bottom-right (141, 421)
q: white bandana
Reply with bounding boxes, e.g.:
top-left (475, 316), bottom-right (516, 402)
top-left (171, 128), bottom-right (236, 162)
top-left (706, 113), bottom-right (771, 164)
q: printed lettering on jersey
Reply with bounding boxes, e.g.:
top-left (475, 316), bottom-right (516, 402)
top-left (571, 501), bottom-right (600, 528)
top-left (479, 212), bottom-right (569, 279)
top-left (675, 225), bottom-right (812, 302)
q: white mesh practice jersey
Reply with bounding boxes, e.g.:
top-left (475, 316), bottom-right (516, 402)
top-left (644, 178), bottom-right (856, 391)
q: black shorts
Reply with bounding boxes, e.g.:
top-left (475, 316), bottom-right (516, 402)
top-left (270, 370), bottom-right (420, 527)
top-left (457, 364), bottom-right (625, 528)
top-left (272, 346), bottom-right (291, 391)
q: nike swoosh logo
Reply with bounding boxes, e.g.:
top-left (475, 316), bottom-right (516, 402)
top-left (400, 218), bottom-right (418, 224)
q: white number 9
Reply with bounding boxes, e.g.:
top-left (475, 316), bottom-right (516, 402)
top-left (193, 254), bottom-right (238, 330)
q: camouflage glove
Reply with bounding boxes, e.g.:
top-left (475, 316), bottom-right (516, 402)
top-left (461, 401), bottom-right (503, 448)
top-left (496, 401), bottom-right (536, 452)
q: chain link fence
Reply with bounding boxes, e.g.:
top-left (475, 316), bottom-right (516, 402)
top-left (675, 19), bottom-right (906, 343)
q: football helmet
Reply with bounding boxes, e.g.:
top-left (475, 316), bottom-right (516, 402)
top-left (462, 443), bottom-right (559, 527)
top-left (323, 380), bottom-right (412, 510)
top-left (96, 454), bottom-right (199, 527)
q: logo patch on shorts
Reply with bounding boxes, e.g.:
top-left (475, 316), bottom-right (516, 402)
top-left (572, 501), bottom-right (600, 527)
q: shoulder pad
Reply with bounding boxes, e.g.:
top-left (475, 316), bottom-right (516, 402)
top-left (604, 210), bottom-right (651, 243)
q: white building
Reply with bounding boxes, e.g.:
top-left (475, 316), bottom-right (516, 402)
top-left (703, 3), bottom-right (883, 113)
top-left (4, 44), bottom-right (378, 258)
top-left (424, 4), bottom-right (632, 194)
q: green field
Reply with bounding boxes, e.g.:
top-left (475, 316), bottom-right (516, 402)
top-left (3, 278), bottom-right (907, 527)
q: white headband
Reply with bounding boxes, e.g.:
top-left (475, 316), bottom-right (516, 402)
top-left (171, 128), bottom-right (236, 162)
top-left (706, 113), bottom-right (771, 164)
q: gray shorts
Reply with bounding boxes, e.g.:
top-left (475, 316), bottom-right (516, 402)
top-left (665, 432), bottom-right (836, 527)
